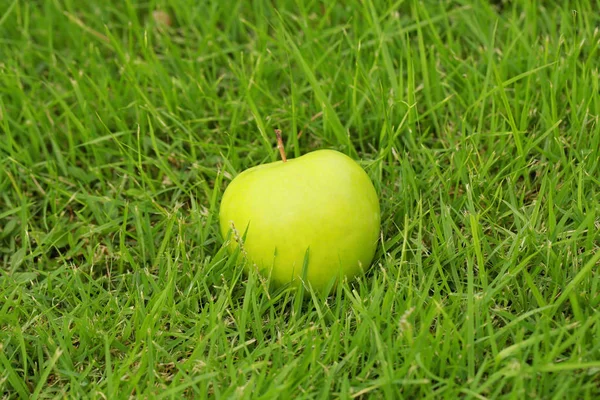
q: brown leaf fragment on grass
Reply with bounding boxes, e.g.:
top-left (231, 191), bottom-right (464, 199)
top-left (152, 10), bottom-right (172, 27)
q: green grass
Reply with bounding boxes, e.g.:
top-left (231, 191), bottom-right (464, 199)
top-left (1, 0), bottom-right (600, 398)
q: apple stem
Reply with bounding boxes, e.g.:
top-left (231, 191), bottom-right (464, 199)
top-left (275, 129), bottom-right (287, 163)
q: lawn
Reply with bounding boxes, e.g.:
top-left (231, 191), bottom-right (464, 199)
top-left (1, 0), bottom-right (600, 398)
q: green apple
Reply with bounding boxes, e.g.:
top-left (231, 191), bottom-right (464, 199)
top-left (219, 149), bottom-right (380, 291)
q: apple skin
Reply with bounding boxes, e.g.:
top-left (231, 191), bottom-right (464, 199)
top-left (219, 149), bottom-right (380, 291)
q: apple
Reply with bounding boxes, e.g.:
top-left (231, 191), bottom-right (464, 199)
top-left (219, 138), bottom-right (380, 291)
